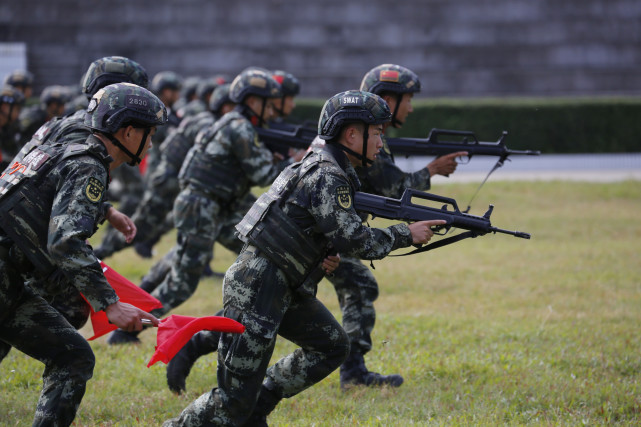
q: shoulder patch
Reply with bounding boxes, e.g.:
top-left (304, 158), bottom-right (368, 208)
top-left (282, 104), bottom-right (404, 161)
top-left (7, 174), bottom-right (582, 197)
top-left (335, 185), bottom-right (352, 210)
top-left (85, 177), bottom-right (105, 203)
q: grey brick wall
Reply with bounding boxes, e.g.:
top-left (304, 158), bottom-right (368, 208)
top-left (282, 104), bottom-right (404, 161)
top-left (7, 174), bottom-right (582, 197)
top-left (2, 0), bottom-right (640, 98)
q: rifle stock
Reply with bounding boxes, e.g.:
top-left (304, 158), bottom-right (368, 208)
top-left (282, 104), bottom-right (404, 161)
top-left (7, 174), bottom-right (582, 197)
top-left (386, 128), bottom-right (540, 160)
top-left (353, 188), bottom-right (531, 242)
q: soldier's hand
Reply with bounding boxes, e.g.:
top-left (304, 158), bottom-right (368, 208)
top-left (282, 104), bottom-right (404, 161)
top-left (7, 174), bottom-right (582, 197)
top-left (427, 151), bottom-right (468, 177)
top-left (408, 220), bottom-right (447, 244)
top-left (272, 152), bottom-right (285, 163)
top-left (106, 207), bottom-right (137, 243)
top-left (322, 253), bottom-right (341, 275)
top-left (288, 147), bottom-right (306, 162)
top-left (105, 301), bottom-right (159, 332)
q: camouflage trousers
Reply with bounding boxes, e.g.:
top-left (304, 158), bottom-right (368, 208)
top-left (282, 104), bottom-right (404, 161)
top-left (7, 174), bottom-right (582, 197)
top-left (149, 189), bottom-right (251, 317)
top-left (0, 274), bottom-right (91, 364)
top-left (327, 255), bottom-right (378, 355)
top-left (0, 252), bottom-right (95, 427)
top-left (96, 170), bottom-right (179, 259)
top-left (164, 249), bottom-right (350, 426)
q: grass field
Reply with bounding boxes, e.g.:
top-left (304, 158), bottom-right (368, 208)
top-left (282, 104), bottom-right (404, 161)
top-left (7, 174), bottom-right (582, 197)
top-left (1, 180), bottom-right (640, 426)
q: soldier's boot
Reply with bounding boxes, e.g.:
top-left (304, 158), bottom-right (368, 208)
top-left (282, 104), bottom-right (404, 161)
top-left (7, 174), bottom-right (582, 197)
top-left (107, 329), bottom-right (141, 345)
top-left (339, 350), bottom-right (403, 390)
top-left (242, 383), bottom-right (282, 427)
top-left (166, 330), bottom-right (221, 394)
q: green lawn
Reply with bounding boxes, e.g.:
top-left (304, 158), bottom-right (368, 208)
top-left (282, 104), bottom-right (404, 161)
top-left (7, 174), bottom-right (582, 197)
top-left (1, 180), bottom-right (640, 426)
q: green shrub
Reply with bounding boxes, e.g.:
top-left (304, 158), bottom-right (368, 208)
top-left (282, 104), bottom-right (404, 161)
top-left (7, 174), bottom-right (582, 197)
top-left (291, 97), bottom-right (641, 154)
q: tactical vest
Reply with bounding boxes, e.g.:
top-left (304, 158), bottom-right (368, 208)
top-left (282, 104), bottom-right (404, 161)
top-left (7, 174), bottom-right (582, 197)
top-left (178, 111), bottom-right (250, 201)
top-left (161, 113), bottom-right (215, 172)
top-left (236, 152), bottom-right (332, 287)
top-left (0, 141), bottom-right (110, 281)
top-left (14, 111), bottom-right (88, 163)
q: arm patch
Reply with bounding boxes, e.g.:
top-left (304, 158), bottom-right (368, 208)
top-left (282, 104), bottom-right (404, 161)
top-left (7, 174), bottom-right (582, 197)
top-left (85, 177), bottom-right (105, 203)
top-left (335, 185), bottom-right (352, 209)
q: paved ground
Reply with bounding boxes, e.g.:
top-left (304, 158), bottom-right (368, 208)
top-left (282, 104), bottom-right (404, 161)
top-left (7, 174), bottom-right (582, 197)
top-left (396, 153), bottom-right (641, 184)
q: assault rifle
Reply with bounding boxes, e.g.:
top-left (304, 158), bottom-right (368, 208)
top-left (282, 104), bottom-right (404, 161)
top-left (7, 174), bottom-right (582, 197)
top-left (385, 128), bottom-right (540, 160)
top-left (256, 123), bottom-right (316, 154)
top-left (353, 188), bottom-right (530, 254)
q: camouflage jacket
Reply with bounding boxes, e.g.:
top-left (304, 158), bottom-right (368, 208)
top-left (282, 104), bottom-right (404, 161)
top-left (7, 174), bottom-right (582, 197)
top-left (356, 137), bottom-right (432, 198)
top-left (237, 143), bottom-right (412, 287)
top-left (156, 110), bottom-right (216, 176)
top-left (0, 134), bottom-right (119, 311)
top-left (179, 109), bottom-right (287, 202)
top-left (12, 109), bottom-right (89, 164)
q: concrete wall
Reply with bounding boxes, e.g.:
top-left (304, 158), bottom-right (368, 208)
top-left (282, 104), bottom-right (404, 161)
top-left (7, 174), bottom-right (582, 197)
top-left (2, 0), bottom-right (640, 98)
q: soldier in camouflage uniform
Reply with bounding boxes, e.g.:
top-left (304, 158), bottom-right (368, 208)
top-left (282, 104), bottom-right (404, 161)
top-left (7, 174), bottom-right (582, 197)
top-left (0, 56), bottom-right (152, 363)
top-left (95, 83), bottom-right (234, 260)
top-left (163, 90), bottom-right (444, 426)
top-left (17, 85), bottom-right (70, 148)
top-left (108, 67), bottom-right (291, 345)
top-left (0, 85), bottom-right (25, 170)
top-left (163, 71), bottom-right (304, 393)
top-left (0, 82), bottom-right (164, 426)
top-left (328, 64), bottom-right (467, 390)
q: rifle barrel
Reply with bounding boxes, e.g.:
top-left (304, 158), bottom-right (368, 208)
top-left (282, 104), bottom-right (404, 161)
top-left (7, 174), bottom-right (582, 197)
top-left (490, 227), bottom-right (531, 239)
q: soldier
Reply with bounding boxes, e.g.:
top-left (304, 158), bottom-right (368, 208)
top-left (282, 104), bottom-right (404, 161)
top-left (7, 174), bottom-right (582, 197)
top-left (0, 56), bottom-right (152, 364)
top-left (95, 83), bottom-right (234, 260)
top-left (17, 85), bottom-right (70, 148)
top-left (2, 69), bottom-right (34, 99)
top-left (0, 85), bottom-right (25, 170)
top-left (0, 82), bottom-right (164, 426)
top-left (108, 67), bottom-right (291, 345)
top-left (328, 64), bottom-right (467, 389)
top-left (163, 90), bottom-right (445, 426)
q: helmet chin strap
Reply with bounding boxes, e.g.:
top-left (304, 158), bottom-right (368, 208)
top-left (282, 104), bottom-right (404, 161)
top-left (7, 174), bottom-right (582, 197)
top-left (257, 97), bottom-right (267, 127)
top-left (104, 127), bottom-right (150, 166)
top-left (338, 126), bottom-right (372, 168)
top-left (390, 93), bottom-right (404, 127)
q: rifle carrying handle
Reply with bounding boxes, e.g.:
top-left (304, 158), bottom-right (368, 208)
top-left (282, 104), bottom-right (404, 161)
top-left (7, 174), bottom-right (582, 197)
top-left (400, 188), bottom-right (462, 213)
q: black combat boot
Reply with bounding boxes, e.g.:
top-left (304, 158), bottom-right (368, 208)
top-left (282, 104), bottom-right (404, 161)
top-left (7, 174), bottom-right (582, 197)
top-left (339, 350), bottom-right (403, 390)
top-left (242, 383), bottom-right (282, 427)
top-left (107, 329), bottom-right (141, 345)
top-left (166, 330), bottom-right (221, 394)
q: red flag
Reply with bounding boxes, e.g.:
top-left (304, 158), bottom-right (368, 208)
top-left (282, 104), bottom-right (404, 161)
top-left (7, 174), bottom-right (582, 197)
top-left (147, 315), bottom-right (245, 367)
top-left (83, 261), bottom-right (163, 340)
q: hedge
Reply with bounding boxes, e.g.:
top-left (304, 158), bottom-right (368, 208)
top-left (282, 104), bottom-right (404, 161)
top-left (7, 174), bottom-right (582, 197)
top-left (291, 97), bottom-right (641, 154)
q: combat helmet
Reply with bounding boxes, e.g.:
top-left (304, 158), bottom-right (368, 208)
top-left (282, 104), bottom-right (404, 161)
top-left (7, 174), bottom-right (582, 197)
top-left (150, 71), bottom-right (183, 95)
top-left (82, 56), bottom-right (149, 98)
top-left (360, 64), bottom-right (421, 127)
top-left (2, 70), bottom-right (34, 90)
top-left (229, 67), bottom-right (282, 126)
top-left (40, 85), bottom-right (70, 106)
top-left (85, 82), bottom-right (168, 165)
top-left (272, 70), bottom-right (300, 97)
top-left (271, 70), bottom-right (300, 117)
top-left (209, 83), bottom-right (232, 115)
top-left (197, 75), bottom-right (227, 101)
top-left (229, 67), bottom-right (282, 103)
top-left (318, 90), bottom-right (391, 167)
